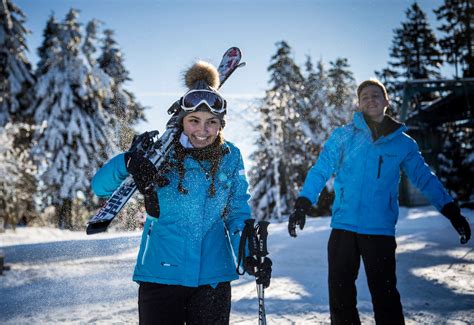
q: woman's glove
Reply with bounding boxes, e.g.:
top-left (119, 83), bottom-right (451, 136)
top-left (441, 202), bottom-right (471, 244)
top-left (125, 151), bottom-right (169, 218)
top-left (125, 151), bottom-right (158, 195)
top-left (125, 151), bottom-right (170, 195)
top-left (244, 256), bottom-right (273, 288)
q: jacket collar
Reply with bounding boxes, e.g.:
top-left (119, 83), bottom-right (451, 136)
top-left (352, 112), bottom-right (406, 142)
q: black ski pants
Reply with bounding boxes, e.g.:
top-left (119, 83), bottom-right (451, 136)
top-left (328, 229), bottom-right (405, 325)
top-left (138, 281), bottom-right (231, 325)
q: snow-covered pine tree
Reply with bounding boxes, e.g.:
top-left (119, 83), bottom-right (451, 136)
top-left (0, 123), bottom-right (36, 229)
top-left (249, 95), bottom-right (283, 221)
top-left (31, 9), bottom-right (116, 229)
top-left (98, 28), bottom-right (146, 150)
top-left (327, 58), bottom-right (356, 126)
top-left (0, 0), bottom-right (34, 125)
top-left (435, 0), bottom-right (474, 77)
top-left (250, 41), bottom-right (305, 221)
top-left (297, 57), bottom-right (335, 216)
top-left (0, 0), bottom-right (37, 228)
top-left (36, 14), bottom-right (60, 75)
top-left (82, 19), bottom-right (102, 66)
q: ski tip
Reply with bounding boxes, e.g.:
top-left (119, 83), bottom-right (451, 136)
top-left (223, 47), bottom-right (241, 56)
top-left (86, 220), bottom-right (112, 235)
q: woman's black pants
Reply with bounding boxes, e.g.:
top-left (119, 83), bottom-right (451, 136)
top-left (138, 281), bottom-right (231, 325)
top-left (328, 229), bottom-right (405, 325)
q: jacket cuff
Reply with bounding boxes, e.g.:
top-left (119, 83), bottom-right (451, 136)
top-left (295, 196), bottom-right (312, 214)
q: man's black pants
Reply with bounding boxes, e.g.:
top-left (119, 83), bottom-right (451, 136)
top-left (138, 281), bottom-right (231, 325)
top-left (328, 229), bottom-right (405, 325)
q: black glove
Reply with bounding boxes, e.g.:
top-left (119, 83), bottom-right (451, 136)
top-left (125, 151), bottom-right (169, 218)
top-left (125, 151), bottom-right (170, 195)
top-left (441, 202), bottom-right (471, 244)
top-left (125, 150), bottom-right (157, 194)
top-left (244, 256), bottom-right (272, 289)
top-left (288, 197), bottom-right (312, 237)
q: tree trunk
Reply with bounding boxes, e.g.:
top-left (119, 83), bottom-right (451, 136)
top-left (55, 199), bottom-right (73, 230)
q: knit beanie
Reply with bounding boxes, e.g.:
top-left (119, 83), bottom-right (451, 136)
top-left (177, 60), bottom-right (227, 128)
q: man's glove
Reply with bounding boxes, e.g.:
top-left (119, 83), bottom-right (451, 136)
top-left (244, 256), bottom-right (272, 289)
top-left (288, 197), bottom-right (312, 237)
top-left (441, 202), bottom-right (471, 244)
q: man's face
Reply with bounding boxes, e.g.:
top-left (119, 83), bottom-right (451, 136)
top-left (358, 85), bottom-right (389, 122)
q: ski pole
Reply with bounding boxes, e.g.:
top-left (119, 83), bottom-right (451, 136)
top-left (255, 221), bottom-right (269, 325)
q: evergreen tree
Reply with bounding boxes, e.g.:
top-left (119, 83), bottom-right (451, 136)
top-left (98, 29), bottom-right (146, 150)
top-left (249, 95), bottom-right (284, 221)
top-left (250, 41), bottom-right (304, 220)
top-left (437, 123), bottom-right (474, 202)
top-left (0, 0), bottom-right (37, 227)
top-left (388, 2), bottom-right (443, 80)
top-left (36, 14), bottom-right (60, 75)
top-left (31, 9), bottom-right (116, 229)
top-left (82, 19), bottom-right (101, 66)
top-left (434, 0), bottom-right (474, 77)
top-left (0, 0), bottom-right (34, 125)
top-left (327, 58), bottom-right (356, 125)
top-left (0, 123), bottom-right (36, 229)
top-left (299, 57), bottom-right (330, 153)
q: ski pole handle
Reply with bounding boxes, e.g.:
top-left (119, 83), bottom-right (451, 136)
top-left (256, 221), bottom-right (269, 258)
top-left (245, 219), bottom-right (258, 256)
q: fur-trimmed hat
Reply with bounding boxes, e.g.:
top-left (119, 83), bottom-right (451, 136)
top-left (177, 61), bottom-right (226, 128)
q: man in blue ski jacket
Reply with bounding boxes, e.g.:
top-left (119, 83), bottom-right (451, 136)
top-left (288, 79), bottom-right (471, 325)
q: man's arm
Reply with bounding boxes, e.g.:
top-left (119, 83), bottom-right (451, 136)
top-left (401, 139), bottom-right (470, 244)
top-left (289, 128), bottom-right (345, 237)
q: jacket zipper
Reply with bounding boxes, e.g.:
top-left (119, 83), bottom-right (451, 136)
top-left (377, 155), bottom-right (383, 178)
top-left (141, 221), bottom-right (153, 265)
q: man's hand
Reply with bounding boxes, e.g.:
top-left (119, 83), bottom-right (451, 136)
top-left (288, 197), bottom-right (312, 237)
top-left (441, 202), bottom-right (471, 244)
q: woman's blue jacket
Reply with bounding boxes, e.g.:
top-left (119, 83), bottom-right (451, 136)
top-left (299, 112), bottom-right (453, 236)
top-left (92, 140), bottom-right (251, 287)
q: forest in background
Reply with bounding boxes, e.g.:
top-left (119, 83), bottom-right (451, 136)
top-left (0, 0), bottom-right (472, 229)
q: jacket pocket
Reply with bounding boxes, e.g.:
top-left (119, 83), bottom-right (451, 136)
top-left (377, 155), bottom-right (383, 178)
top-left (141, 221), bottom-right (154, 265)
top-left (333, 187), bottom-right (344, 215)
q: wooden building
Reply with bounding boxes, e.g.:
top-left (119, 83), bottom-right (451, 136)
top-left (397, 78), bottom-right (474, 206)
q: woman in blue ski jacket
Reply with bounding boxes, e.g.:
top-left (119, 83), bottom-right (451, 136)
top-left (287, 79), bottom-right (471, 325)
top-left (92, 61), bottom-right (271, 324)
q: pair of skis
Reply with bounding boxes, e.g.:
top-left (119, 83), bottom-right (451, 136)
top-left (86, 47), bottom-right (245, 235)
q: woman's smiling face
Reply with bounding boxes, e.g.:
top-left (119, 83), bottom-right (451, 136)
top-left (182, 111), bottom-right (222, 148)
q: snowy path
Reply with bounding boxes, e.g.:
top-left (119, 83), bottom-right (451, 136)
top-left (1, 206), bottom-right (473, 324)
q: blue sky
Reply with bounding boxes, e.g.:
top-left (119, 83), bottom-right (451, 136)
top-left (15, 0), bottom-right (447, 159)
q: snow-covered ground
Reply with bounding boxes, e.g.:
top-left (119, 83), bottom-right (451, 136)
top-left (1, 206), bottom-right (473, 324)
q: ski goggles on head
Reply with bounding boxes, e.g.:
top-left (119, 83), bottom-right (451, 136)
top-left (180, 89), bottom-right (227, 114)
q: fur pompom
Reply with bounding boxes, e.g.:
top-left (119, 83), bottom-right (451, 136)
top-left (184, 61), bottom-right (220, 89)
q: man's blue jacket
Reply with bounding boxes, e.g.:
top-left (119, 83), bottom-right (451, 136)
top-left (299, 112), bottom-right (453, 236)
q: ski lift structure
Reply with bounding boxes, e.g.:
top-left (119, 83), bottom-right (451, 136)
top-left (397, 78), bottom-right (474, 206)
